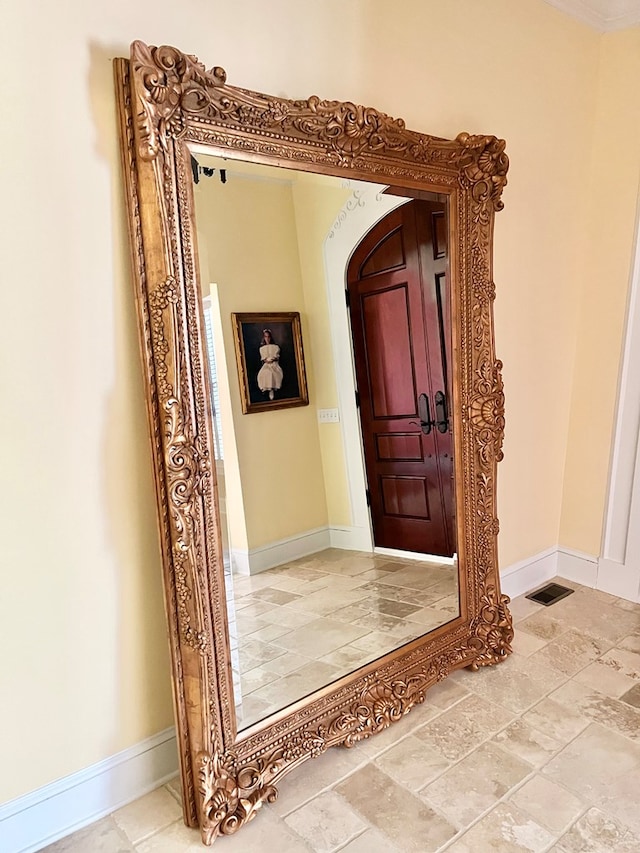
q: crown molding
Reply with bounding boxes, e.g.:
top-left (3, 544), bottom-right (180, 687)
top-left (543, 0), bottom-right (640, 31)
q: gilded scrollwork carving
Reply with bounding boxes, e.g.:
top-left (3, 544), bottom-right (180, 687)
top-left (130, 41), bottom-right (466, 169)
top-left (116, 40), bottom-right (515, 846)
top-left (456, 132), bottom-right (509, 212)
top-left (131, 40), bottom-right (226, 160)
top-left (468, 587), bottom-right (514, 668)
top-left (197, 751), bottom-right (279, 843)
top-left (469, 358), bottom-right (506, 464)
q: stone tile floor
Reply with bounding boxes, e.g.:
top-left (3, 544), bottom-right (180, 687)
top-left (43, 579), bottom-right (640, 852)
top-left (230, 549), bottom-right (459, 728)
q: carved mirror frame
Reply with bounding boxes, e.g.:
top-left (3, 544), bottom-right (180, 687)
top-left (114, 40), bottom-right (514, 846)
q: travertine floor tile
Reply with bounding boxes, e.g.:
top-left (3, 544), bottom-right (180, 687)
top-left (492, 718), bottom-right (562, 766)
top-left (318, 644), bottom-right (375, 671)
top-left (113, 788), bottom-right (182, 844)
top-left (445, 802), bottom-right (556, 852)
top-left (545, 589), bottom-right (639, 643)
top-left (421, 677), bottom-right (470, 710)
top-left (45, 578), bottom-right (640, 853)
top-left (618, 632), bottom-right (640, 653)
top-left (240, 663), bottom-right (281, 693)
top-left (259, 651), bottom-right (311, 677)
top-left (251, 587), bottom-right (303, 606)
top-left (457, 652), bottom-right (562, 714)
top-left (42, 817), bottom-right (135, 852)
top-left (550, 680), bottom-right (640, 742)
top-left (620, 682), bottom-right (640, 708)
top-left (354, 702), bottom-right (440, 757)
top-left (510, 775), bottom-right (583, 833)
top-left (259, 607), bottom-right (317, 629)
top-left (284, 791), bottom-right (367, 852)
top-left (283, 588), bottom-right (370, 617)
top-left (351, 610), bottom-right (409, 633)
top-left (236, 692), bottom-right (271, 727)
top-left (555, 806), bottom-right (640, 853)
top-left (529, 628), bottom-right (611, 676)
top-left (138, 808), bottom-right (311, 852)
top-left (272, 618), bottom-right (369, 658)
top-left (518, 610), bottom-right (568, 642)
top-left (507, 594), bottom-right (544, 623)
top-left (165, 775), bottom-right (182, 804)
top-left (247, 622), bottom-right (293, 642)
top-left (414, 693), bottom-right (514, 761)
top-left (271, 744), bottom-right (367, 817)
top-left (338, 827), bottom-right (401, 852)
top-left (251, 659), bottom-right (342, 707)
top-left (521, 696), bottom-right (589, 742)
top-left (374, 733), bottom-right (451, 790)
top-left (336, 763), bottom-right (457, 852)
top-left (574, 647), bottom-right (640, 698)
top-left (543, 722), bottom-right (640, 833)
top-left (511, 628), bottom-right (548, 657)
top-left (421, 742), bottom-right (532, 829)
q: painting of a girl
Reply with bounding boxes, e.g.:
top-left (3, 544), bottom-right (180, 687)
top-left (257, 329), bottom-right (283, 400)
top-left (232, 312), bottom-right (308, 413)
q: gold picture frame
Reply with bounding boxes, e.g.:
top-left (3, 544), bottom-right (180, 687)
top-left (232, 312), bottom-right (309, 413)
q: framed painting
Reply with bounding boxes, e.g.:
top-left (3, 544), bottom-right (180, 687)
top-left (232, 312), bottom-right (309, 413)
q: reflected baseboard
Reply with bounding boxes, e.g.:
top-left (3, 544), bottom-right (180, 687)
top-left (232, 525), bottom-right (372, 575)
top-left (374, 546), bottom-right (456, 566)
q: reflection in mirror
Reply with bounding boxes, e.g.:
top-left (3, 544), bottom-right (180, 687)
top-left (192, 153), bottom-right (459, 729)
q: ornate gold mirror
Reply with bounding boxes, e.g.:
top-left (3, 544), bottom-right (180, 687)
top-left (114, 40), bottom-right (513, 846)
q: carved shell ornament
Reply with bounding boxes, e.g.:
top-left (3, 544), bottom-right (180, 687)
top-left (116, 40), bottom-right (514, 846)
top-left (457, 132), bottom-right (509, 211)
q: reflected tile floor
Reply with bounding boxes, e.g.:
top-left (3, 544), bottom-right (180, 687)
top-left (43, 580), bottom-right (640, 853)
top-left (229, 549), bottom-right (459, 728)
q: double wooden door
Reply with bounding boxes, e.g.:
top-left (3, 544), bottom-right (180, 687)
top-left (347, 200), bottom-right (455, 557)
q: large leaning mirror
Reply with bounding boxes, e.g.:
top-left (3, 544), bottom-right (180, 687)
top-left (114, 41), bottom-right (514, 846)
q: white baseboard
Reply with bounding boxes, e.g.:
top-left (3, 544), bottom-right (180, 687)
top-left (374, 546), bottom-right (456, 566)
top-left (232, 525), bottom-right (379, 574)
top-left (232, 526), bottom-right (331, 575)
top-left (500, 547), bottom-right (558, 600)
top-left (329, 525), bottom-right (373, 552)
top-left (557, 547), bottom-right (599, 587)
top-left (0, 728), bottom-right (178, 853)
top-left (499, 545), bottom-right (600, 600)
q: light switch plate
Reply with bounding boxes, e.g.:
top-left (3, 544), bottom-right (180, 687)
top-left (317, 408), bottom-right (340, 423)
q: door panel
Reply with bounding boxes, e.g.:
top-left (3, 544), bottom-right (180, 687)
top-left (381, 476), bottom-right (431, 519)
top-left (360, 227), bottom-right (406, 276)
top-left (362, 285), bottom-right (417, 418)
top-left (376, 432), bottom-right (423, 462)
top-left (347, 200), bottom-right (454, 557)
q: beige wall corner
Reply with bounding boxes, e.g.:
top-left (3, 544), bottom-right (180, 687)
top-left (559, 27), bottom-right (640, 555)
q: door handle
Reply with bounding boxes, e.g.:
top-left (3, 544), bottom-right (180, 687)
top-left (434, 390), bottom-right (449, 433)
top-left (409, 393), bottom-right (433, 434)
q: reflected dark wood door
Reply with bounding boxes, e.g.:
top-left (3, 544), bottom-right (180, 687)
top-left (347, 200), bottom-right (454, 556)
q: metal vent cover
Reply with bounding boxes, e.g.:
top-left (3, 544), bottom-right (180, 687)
top-left (525, 582), bottom-right (575, 606)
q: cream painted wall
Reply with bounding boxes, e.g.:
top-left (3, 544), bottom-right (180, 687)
top-left (193, 171), bottom-right (329, 549)
top-left (559, 27), bottom-right (640, 555)
top-left (291, 180), bottom-right (354, 527)
top-left (2, 0), bottom-right (636, 804)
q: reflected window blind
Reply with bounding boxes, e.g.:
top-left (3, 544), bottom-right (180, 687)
top-left (203, 303), bottom-right (224, 461)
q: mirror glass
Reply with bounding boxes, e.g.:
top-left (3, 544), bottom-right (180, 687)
top-left (191, 151), bottom-right (460, 730)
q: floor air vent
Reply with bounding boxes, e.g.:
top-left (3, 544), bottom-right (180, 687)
top-left (525, 582), bottom-right (575, 606)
